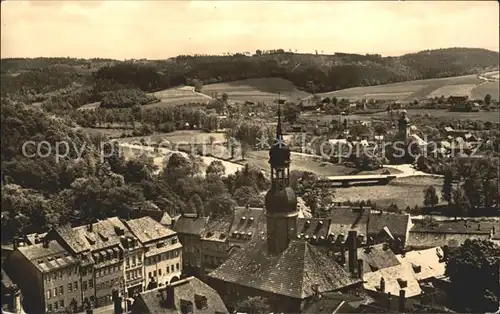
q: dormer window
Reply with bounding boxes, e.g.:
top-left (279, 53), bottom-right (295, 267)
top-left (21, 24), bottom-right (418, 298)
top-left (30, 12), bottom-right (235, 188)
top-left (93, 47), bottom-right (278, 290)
top-left (180, 299), bottom-right (194, 314)
top-left (194, 294), bottom-right (207, 309)
top-left (412, 263), bottom-right (422, 273)
top-left (206, 232), bottom-right (213, 238)
top-left (397, 278), bottom-right (408, 288)
top-left (241, 216), bottom-right (246, 221)
top-left (249, 217), bottom-right (254, 222)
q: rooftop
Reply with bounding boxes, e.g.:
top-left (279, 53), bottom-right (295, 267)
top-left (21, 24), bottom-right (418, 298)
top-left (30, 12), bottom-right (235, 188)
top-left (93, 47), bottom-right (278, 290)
top-left (363, 263), bottom-right (422, 298)
top-left (172, 215), bottom-right (209, 236)
top-left (18, 240), bottom-right (77, 273)
top-left (201, 215), bottom-right (233, 242)
top-left (302, 292), bottom-right (368, 314)
top-left (228, 207), bottom-right (266, 241)
top-left (55, 217), bottom-right (136, 253)
top-left (346, 244), bottom-right (401, 273)
top-left (209, 238), bottom-right (361, 299)
top-left (134, 276), bottom-right (228, 314)
top-left (125, 216), bottom-right (176, 244)
top-left (368, 212), bottom-right (410, 239)
top-left (410, 220), bottom-right (496, 235)
top-left (396, 247), bottom-right (446, 281)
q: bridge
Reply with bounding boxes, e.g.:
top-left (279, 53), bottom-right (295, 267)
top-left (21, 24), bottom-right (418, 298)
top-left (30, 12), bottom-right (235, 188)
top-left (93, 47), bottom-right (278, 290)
top-left (317, 174), bottom-right (398, 187)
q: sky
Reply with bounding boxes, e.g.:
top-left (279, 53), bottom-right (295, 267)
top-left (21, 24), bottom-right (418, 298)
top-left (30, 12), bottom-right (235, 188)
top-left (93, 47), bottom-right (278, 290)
top-left (1, 0), bottom-right (499, 59)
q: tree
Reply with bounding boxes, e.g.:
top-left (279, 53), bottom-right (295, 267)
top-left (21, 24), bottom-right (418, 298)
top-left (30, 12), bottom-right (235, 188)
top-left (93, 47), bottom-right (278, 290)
top-left (193, 79), bottom-right (203, 93)
top-left (446, 239), bottom-right (500, 312)
top-left (205, 193), bottom-right (237, 217)
top-left (452, 188), bottom-right (470, 218)
top-left (423, 186), bottom-right (439, 207)
top-left (283, 103), bottom-right (300, 123)
top-left (442, 166), bottom-right (454, 205)
top-left (235, 296), bottom-right (272, 314)
top-left (484, 93), bottom-right (492, 106)
top-left (206, 160), bottom-right (226, 178)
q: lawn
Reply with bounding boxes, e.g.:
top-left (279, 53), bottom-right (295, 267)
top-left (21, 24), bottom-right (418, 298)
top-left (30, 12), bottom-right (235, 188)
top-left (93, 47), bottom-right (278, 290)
top-left (470, 81), bottom-right (500, 101)
top-left (243, 150), bottom-right (356, 176)
top-left (202, 77), bottom-right (311, 103)
top-left (334, 175), bottom-right (444, 209)
top-left (116, 130), bottom-right (227, 145)
top-left (427, 84), bottom-right (477, 98)
top-left (143, 86), bottom-right (211, 108)
top-left (315, 74), bottom-right (483, 101)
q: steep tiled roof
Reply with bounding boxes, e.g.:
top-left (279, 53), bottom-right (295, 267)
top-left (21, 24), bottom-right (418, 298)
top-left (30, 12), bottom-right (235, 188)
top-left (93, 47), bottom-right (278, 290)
top-left (302, 292), bottom-right (367, 314)
top-left (406, 231), bottom-right (490, 249)
top-left (134, 276), bottom-right (227, 314)
top-left (55, 217), bottom-right (135, 253)
top-left (396, 247), bottom-right (446, 281)
top-left (173, 215), bottom-right (209, 236)
top-left (363, 263), bottom-right (422, 298)
top-left (368, 212), bottom-right (410, 239)
top-left (345, 244), bottom-right (400, 273)
top-left (410, 220), bottom-right (494, 235)
top-left (328, 208), bottom-right (369, 240)
top-left (208, 238), bottom-right (361, 299)
top-left (125, 216), bottom-right (176, 244)
top-left (227, 207), bottom-right (266, 242)
top-left (202, 215), bottom-right (233, 242)
top-left (297, 218), bottom-right (330, 240)
top-left (18, 241), bottom-right (77, 273)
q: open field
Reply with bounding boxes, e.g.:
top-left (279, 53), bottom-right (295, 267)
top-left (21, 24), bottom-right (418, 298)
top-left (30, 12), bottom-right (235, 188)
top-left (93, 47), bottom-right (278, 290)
top-left (470, 81), bottom-right (500, 100)
top-left (334, 175), bottom-right (444, 209)
top-left (315, 74), bottom-right (484, 101)
top-left (78, 102), bottom-right (100, 111)
top-left (202, 78), bottom-right (311, 103)
top-left (143, 86), bottom-right (211, 108)
top-left (427, 84), bottom-right (477, 98)
top-left (244, 150), bottom-right (357, 176)
top-left (115, 130), bottom-right (226, 145)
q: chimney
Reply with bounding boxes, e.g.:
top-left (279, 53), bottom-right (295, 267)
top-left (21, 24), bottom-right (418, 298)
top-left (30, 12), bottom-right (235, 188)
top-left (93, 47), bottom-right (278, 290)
top-left (477, 223), bottom-right (481, 231)
top-left (34, 234), bottom-right (41, 244)
top-left (357, 258), bottom-right (363, 279)
top-left (339, 246), bottom-right (346, 266)
top-left (10, 285), bottom-right (20, 313)
top-left (387, 292), bottom-right (392, 310)
top-left (380, 277), bottom-right (386, 292)
top-left (165, 284), bottom-right (175, 308)
top-left (112, 289), bottom-right (122, 314)
top-left (42, 238), bottom-right (49, 248)
top-left (88, 223), bottom-right (93, 232)
top-left (442, 245), bottom-right (449, 261)
top-left (493, 226), bottom-right (496, 234)
top-left (399, 289), bottom-right (406, 312)
top-left (348, 230), bottom-right (358, 275)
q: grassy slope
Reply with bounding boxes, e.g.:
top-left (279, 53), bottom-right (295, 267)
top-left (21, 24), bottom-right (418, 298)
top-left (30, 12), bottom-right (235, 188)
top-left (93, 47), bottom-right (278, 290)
top-left (202, 77), bottom-right (311, 103)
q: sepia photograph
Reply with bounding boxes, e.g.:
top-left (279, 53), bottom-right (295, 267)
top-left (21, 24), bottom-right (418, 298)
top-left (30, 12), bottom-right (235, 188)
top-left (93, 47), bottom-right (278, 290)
top-left (1, 1), bottom-right (499, 313)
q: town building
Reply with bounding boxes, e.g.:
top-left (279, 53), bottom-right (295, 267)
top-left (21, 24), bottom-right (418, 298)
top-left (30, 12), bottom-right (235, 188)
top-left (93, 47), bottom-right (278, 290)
top-left (125, 217), bottom-right (182, 290)
top-left (4, 217), bottom-right (181, 313)
top-left (4, 239), bottom-right (80, 313)
top-left (208, 107), bottom-right (362, 313)
top-left (131, 276), bottom-right (228, 314)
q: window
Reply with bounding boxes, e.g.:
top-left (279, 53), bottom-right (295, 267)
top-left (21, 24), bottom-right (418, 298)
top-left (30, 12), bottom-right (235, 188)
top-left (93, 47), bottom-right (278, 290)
top-left (47, 304), bottom-right (52, 312)
top-left (172, 238), bottom-right (178, 245)
top-left (54, 288), bottom-right (58, 297)
top-left (83, 281), bottom-right (87, 291)
top-left (166, 266), bottom-right (170, 274)
top-left (68, 283), bottom-right (73, 292)
top-left (148, 272), bottom-right (152, 278)
top-left (54, 301), bottom-right (59, 310)
top-left (138, 255), bottom-right (142, 264)
top-left (89, 279), bottom-right (93, 288)
top-left (82, 268), bottom-right (87, 276)
top-left (68, 267), bottom-right (72, 276)
top-left (127, 272), bottom-right (130, 280)
top-left (59, 286), bottom-right (63, 295)
top-left (132, 256), bottom-right (136, 266)
top-left (45, 275), bottom-right (50, 284)
top-left (47, 290), bottom-right (51, 299)
top-left (158, 269), bottom-right (162, 276)
top-left (176, 263), bottom-right (180, 270)
top-left (126, 257), bottom-right (130, 268)
top-left (59, 271), bottom-right (63, 279)
top-left (60, 300), bottom-right (64, 308)
top-left (175, 250), bottom-right (179, 257)
top-left (74, 282), bottom-right (78, 290)
top-left (153, 270), bottom-right (157, 277)
top-left (171, 265), bottom-right (174, 272)
top-left (53, 273), bottom-right (57, 280)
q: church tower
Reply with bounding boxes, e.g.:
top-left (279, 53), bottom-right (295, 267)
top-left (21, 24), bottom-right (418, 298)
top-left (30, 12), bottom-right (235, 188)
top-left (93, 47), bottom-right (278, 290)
top-left (265, 105), bottom-right (298, 254)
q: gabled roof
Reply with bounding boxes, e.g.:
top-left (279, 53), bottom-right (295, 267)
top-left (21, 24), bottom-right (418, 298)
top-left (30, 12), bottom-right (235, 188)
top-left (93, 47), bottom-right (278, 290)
top-left (17, 241), bottom-right (77, 273)
top-left (202, 215), bottom-right (233, 242)
top-left (125, 216), bottom-right (176, 244)
top-left (227, 207), bottom-right (266, 242)
top-left (173, 215), bottom-right (209, 236)
top-left (396, 247), bottom-right (446, 281)
top-left (367, 212), bottom-right (410, 239)
top-left (208, 238), bottom-right (361, 299)
top-left (297, 218), bottom-right (330, 239)
top-left (55, 217), bottom-right (135, 253)
top-left (345, 244), bottom-right (401, 273)
top-left (363, 263), bottom-right (422, 298)
top-left (134, 276), bottom-right (228, 314)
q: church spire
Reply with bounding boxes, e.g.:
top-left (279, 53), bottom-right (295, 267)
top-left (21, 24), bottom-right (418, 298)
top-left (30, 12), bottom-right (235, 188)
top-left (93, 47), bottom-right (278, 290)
top-left (276, 103), bottom-right (284, 145)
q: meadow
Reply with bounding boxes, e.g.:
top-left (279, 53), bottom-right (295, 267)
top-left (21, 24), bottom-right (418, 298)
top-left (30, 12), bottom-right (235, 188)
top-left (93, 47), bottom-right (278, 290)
top-left (202, 77), bottom-right (311, 103)
top-left (335, 175), bottom-right (444, 209)
top-left (315, 74), bottom-right (485, 101)
top-left (143, 86), bottom-right (211, 108)
top-left (470, 82), bottom-right (500, 100)
top-left (116, 130), bottom-right (226, 145)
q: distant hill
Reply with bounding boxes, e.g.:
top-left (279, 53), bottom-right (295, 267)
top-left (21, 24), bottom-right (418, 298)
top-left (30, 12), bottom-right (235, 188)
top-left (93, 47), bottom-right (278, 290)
top-left (1, 48), bottom-right (498, 102)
